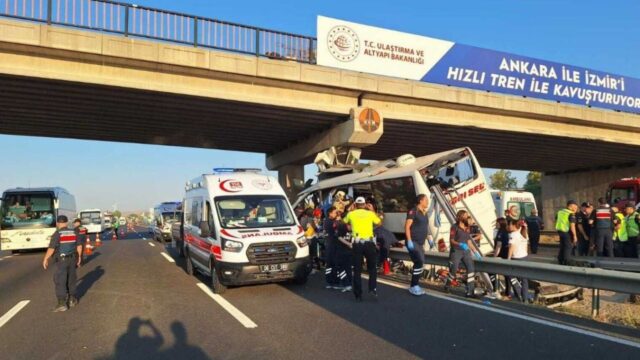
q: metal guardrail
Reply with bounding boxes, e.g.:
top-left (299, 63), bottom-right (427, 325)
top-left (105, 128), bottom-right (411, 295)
top-left (390, 249), bottom-right (640, 295)
top-left (0, 0), bottom-right (317, 63)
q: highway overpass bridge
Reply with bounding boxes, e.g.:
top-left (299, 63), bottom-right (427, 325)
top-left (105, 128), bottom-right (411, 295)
top-left (0, 4), bottom-right (639, 224)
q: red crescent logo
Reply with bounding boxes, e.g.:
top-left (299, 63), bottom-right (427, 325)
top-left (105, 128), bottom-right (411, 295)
top-left (219, 179), bottom-right (243, 193)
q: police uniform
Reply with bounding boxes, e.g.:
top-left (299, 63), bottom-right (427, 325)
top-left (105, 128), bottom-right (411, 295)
top-left (575, 209), bottom-right (592, 256)
top-left (49, 223), bottom-right (82, 306)
top-left (342, 205), bottom-right (381, 300)
top-left (556, 207), bottom-right (577, 265)
top-left (524, 214), bottom-right (543, 254)
top-left (593, 206), bottom-right (614, 257)
top-left (323, 217), bottom-right (339, 287)
top-left (335, 221), bottom-right (353, 289)
top-left (74, 224), bottom-right (88, 258)
top-left (446, 225), bottom-right (475, 296)
top-left (406, 206), bottom-right (429, 288)
top-left (624, 210), bottom-right (640, 258)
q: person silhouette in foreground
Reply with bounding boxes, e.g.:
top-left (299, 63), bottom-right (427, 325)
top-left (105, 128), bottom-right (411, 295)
top-left (114, 317), bottom-right (163, 360)
top-left (161, 321), bottom-right (209, 360)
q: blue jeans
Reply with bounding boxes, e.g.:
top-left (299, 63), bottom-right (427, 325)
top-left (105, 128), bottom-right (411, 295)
top-left (513, 256), bottom-right (530, 302)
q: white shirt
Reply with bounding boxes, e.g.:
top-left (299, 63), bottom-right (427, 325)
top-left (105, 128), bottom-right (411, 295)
top-left (509, 230), bottom-right (528, 259)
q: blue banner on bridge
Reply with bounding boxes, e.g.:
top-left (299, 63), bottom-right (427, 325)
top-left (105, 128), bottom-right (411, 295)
top-left (318, 16), bottom-right (640, 113)
top-left (423, 44), bottom-right (640, 113)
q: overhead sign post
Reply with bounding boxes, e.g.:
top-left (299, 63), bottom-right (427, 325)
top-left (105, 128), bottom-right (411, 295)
top-left (317, 16), bottom-right (640, 113)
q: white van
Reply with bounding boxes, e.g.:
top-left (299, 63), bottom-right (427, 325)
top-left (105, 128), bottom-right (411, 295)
top-left (1, 187), bottom-right (77, 251)
top-left (490, 190), bottom-right (538, 220)
top-left (294, 147), bottom-right (497, 254)
top-left (78, 209), bottom-right (104, 234)
top-left (182, 168), bottom-right (310, 293)
top-left (153, 202), bottom-right (182, 242)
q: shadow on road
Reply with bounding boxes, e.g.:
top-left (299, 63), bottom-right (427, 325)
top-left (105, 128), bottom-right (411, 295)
top-left (77, 265), bottom-right (105, 299)
top-left (106, 317), bottom-right (209, 360)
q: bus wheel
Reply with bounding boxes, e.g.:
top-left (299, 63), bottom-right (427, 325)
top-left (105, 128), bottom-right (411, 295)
top-left (209, 261), bottom-right (227, 294)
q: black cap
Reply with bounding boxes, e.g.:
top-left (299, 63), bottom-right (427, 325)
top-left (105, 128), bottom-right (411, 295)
top-left (625, 202), bottom-right (635, 209)
top-left (56, 215), bottom-right (69, 223)
top-left (567, 200), bottom-right (577, 206)
top-left (581, 202), bottom-right (593, 208)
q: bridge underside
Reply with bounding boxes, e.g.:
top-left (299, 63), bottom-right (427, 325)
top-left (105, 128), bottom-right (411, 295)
top-left (1, 74), bottom-right (639, 172)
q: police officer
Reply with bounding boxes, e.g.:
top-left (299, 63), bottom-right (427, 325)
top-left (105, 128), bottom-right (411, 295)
top-left (612, 206), bottom-right (627, 257)
top-left (323, 206), bottom-right (340, 289)
top-left (445, 210), bottom-right (480, 298)
top-left (73, 218), bottom-right (88, 260)
top-left (623, 203), bottom-right (640, 258)
top-left (335, 209), bottom-right (353, 292)
top-left (556, 200), bottom-right (578, 265)
top-left (593, 197), bottom-right (615, 257)
top-left (405, 194), bottom-right (432, 296)
top-left (42, 215), bottom-right (83, 312)
top-left (575, 202), bottom-right (594, 256)
top-left (524, 209), bottom-right (544, 254)
top-left (342, 197), bottom-right (381, 301)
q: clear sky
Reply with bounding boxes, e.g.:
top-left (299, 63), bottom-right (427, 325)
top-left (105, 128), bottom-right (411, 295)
top-left (1, 0), bottom-right (638, 211)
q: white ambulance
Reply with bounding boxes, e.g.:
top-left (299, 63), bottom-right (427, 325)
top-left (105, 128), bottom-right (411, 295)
top-left (294, 147), bottom-right (497, 254)
top-left (182, 168), bottom-right (310, 293)
top-left (490, 190), bottom-right (538, 220)
top-left (1, 187), bottom-right (76, 251)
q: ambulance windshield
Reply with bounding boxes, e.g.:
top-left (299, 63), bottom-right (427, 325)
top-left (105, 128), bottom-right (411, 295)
top-left (215, 195), bottom-right (295, 229)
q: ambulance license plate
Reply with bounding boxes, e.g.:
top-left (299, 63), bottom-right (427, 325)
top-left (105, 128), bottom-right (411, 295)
top-left (260, 263), bottom-right (288, 272)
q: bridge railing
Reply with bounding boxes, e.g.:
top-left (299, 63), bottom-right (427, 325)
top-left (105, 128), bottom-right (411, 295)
top-left (0, 0), bottom-right (317, 63)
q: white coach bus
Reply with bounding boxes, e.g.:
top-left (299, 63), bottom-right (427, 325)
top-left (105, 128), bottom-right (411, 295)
top-left (294, 147), bottom-right (497, 254)
top-left (1, 187), bottom-right (77, 252)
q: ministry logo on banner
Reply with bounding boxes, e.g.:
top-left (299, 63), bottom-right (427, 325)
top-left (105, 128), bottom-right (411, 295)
top-left (327, 25), bottom-right (360, 62)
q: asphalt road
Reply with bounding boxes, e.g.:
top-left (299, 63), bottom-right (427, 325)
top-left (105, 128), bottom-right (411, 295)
top-left (1, 227), bottom-right (639, 360)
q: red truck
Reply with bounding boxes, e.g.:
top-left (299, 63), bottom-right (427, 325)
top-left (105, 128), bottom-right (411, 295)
top-left (607, 178), bottom-right (640, 209)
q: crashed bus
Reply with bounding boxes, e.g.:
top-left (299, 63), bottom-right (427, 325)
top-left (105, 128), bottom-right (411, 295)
top-left (293, 147), bottom-right (496, 254)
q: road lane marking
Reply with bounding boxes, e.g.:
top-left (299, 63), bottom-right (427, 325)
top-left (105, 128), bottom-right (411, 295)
top-left (0, 255), bottom-right (14, 261)
top-left (0, 300), bottom-right (30, 328)
top-left (196, 283), bottom-right (257, 329)
top-left (160, 252), bottom-right (175, 263)
top-left (373, 276), bottom-right (640, 349)
top-left (148, 242), bottom-right (156, 247)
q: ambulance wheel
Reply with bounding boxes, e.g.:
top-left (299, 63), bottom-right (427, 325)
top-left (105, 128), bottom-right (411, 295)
top-left (185, 252), bottom-right (195, 276)
top-left (209, 262), bottom-right (227, 294)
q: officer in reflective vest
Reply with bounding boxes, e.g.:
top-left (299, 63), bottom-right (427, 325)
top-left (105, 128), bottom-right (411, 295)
top-left (42, 215), bottom-right (83, 312)
top-left (613, 206), bottom-right (627, 257)
top-left (556, 200), bottom-right (578, 265)
top-left (624, 203), bottom-right (640, 258)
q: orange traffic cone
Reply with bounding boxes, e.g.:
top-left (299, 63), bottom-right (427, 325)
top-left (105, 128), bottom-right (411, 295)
top-left (84, 239), bottom-right (93, 256)
top-left (383, 259), bottom-right (391, 275)
top-left (95, 235), bottom-right (102, 247)
top-left (112, 231), bottom-right (117, 241)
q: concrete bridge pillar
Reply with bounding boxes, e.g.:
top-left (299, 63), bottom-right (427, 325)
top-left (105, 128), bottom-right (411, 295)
top-left (541, 164), bottom-right (640, 226)
top-left (278, 165), bottom-right (305, 202)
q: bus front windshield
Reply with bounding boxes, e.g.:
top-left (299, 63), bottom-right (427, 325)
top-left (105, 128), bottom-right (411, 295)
top-left (423, 151), bottom-right (478, 189)
top-left (215, 195), bottom-right (295, 229)
top-left (80, 211), bottom-right (102, 225)
top-left (1, 193), bottom-right (56, 230)
top-left (162, 212), bottom-right (182, 223)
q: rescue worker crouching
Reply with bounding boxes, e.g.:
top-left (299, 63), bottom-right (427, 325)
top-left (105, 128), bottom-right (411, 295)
top-left (405, 194), bottom-right (432, 296)
top-left (556, 200), bottom-right (578, 265)
top-left (42, 215), bottom-right (83, 312)
top-left (342, 197), bottom-right (382, 302)
top-left (445, 210), bottom-right (481, 298)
